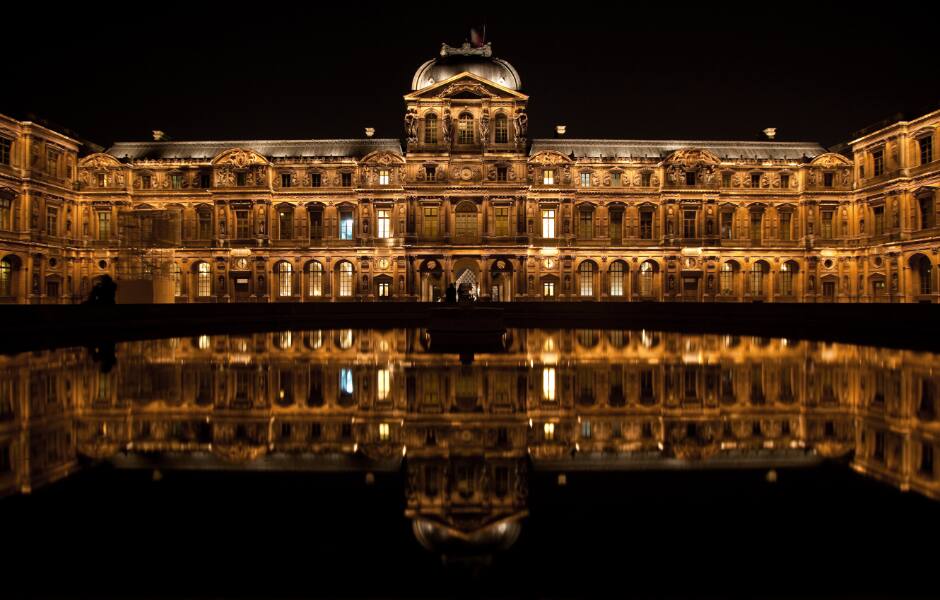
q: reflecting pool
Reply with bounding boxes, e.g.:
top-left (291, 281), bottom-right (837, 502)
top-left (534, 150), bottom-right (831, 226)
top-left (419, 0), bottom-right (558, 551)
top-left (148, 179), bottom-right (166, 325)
top-left (1, 328), bottom-right (938, 597)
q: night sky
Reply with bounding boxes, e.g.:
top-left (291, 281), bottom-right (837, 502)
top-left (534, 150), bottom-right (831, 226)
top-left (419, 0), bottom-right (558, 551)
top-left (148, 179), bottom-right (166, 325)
top-left (5, 4), bottom-right (937, 149)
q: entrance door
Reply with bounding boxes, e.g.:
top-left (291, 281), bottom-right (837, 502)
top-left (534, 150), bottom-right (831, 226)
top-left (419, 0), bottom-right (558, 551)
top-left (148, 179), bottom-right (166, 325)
top-left (234, 277), bottom-right (251, 301)
top-left (682, 277), bottom-right (699, 301)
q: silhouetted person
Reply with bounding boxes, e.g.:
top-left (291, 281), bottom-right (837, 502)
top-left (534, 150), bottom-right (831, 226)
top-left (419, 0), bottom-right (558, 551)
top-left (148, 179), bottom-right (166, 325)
top-left (445, 283), bottom-right (457, 303)
top-left (86, 274), bottom-right (117, 305)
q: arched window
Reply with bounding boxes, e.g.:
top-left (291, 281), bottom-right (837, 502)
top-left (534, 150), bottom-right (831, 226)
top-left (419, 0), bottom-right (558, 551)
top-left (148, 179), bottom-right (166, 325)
top-left (172, 263), bottom-right (182, 297)
top-left (494, 113), bottom-right (508, 144)
top-left (720, 262), bottom-right (736, 296)
top-left (639, 261), bottom-right (655, 297)
top-left (0, 257), bottom-right (12, 296)
top-left (307, 261), bottom-right (323, 297)
top-left (578, 262), bottom-right (595, 297)
top-left (748, 262), bottom-right (766, 295)
top-left (338, 261), bottom-right (354, 297)
top-left (780, 262), bottom-right (795, 296)
top-left (915, 255), bottom-right (933, 294)
top-left (196, 262), bottom-right (211, 297)
top-left (458, 113), bottom-right (474, 144)
top-left (454, 201), bottom-right (477, 240)
top-left (277, 262), bottom-right (292, 297)
top-left (424, 113), bottom-right (438, 144)
top-left (610, 261), bottom-right (625, 297)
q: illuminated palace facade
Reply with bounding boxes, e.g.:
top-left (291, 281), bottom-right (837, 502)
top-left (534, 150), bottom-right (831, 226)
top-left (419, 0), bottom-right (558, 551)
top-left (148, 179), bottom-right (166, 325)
top-left (1, 42), bottom-right (939, 304)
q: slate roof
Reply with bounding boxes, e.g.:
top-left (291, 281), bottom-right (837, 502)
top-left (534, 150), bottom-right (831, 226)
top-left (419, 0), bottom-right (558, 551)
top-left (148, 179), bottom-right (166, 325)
top-left (530, 139), bottom-right (827, 161)
top-left (106, 139), bottom-right (403, 161)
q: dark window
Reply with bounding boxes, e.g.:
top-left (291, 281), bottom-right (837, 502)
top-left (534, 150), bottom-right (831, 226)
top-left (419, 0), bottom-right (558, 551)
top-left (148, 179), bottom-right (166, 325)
top-left (779, 212), bottom-right (791, 241)
top-left (821, 211), bottom-right (834, 239)
top-left (0, 137), bottom-right (11, 165)
top-left (200, 173), bottom-right (211, 188)
top-left (341, 172), bottom-right (352, 187)
top-left (639, 211), bottom-right (653, 239)
top-left (578, 210), bottom-right (593, 239)
top-left (424, 114), bottom-right (438, 144)
top-left (685, 171), bottom-right (696, 186)
top-left (920, 196), bottom-right (935, 229)
top-left (141, 175), bottom-right (151, 189)
top-left (750, 213), bottom-right (762, 243)
top-left (236, 172), bottom-right (247, 186)
top-left (496, 166), bottom-right (507, 182)
top-left (641, 172), bottom-right (652, 187)
top-left (683, 210), bottom-right (696, 238)
top-left (494, 114), bottom-right (508, 144)
top-left (235, 209), bottom-right (250, 239)
top-left (281, 173), bottom-right (292, 188)
top-left (751, 173), bottom-right (761, 188)
top-left (873, 150), bottom-right (884, 177)
top-left (824, 172), bottom-right (834, 187)
top-left (874, 205), bottom-right (885, 234)
top-left (780, 174), bottom-right (789, 188)
top-left (310, 173), bottom-right (321, 187)
top-left (721, 212), bottom-right (733, 240)
top-left (197, 210), bottom-right (212, 240)
top-left (920, 137), bottom-right (933, 165)
top-left (425, 166), bottom-right (436, 181)
top-left (722, 172), bottom-right (732, 187)
top-left (309, 209), bottom-right (323, 240)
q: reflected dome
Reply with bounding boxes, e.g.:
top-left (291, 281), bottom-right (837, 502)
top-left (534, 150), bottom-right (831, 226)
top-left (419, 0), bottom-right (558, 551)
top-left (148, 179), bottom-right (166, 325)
top-left (412, 515), bottom-right (524, 560)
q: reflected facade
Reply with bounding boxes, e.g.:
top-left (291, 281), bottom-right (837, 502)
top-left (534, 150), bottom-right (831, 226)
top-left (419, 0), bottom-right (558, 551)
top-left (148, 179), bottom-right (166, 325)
top-left (2, 328), bottom-right (939, 558)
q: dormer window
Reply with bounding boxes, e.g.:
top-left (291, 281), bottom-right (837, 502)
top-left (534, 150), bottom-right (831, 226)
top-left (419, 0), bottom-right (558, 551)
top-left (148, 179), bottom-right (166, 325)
top-left (378, 169), bottom-right (390, 185)
top-left (611, 172), bottom-right (621, 187)
top-left (580, 172), bottom-right (591, 187)
top-left (686, 171), bottom-right (696, 186)
top-left (341, 172), bottom-right (352, 187)
top-left (543, 169), bottom-right (555, 185)
top-left (425, 166), bottom-right (436, 181)
top-left (236, 172), bottom-right (247, 186)
top-left (722, 172), bottom-right (732, 187)
top-left (141, 175), bottom-right (151, 189)
top-left (171, 174), bottom-right (183, 189)
top-left (823, 172), bottom-right (834, 187)
top-left (281, 173), bottom-right (292, 188)
top-left (641, 172), bottom-right (652, 187)
top-left (751, 173), bottom-right (761, 188)
top-left (96, 173), bottom-right (106, 187)
top-left (199, 172), bottom-right (211, 188)
top-left (310, 172), bottom-right (321, 187)
top-left (780, 174), bottom-right (789, 188)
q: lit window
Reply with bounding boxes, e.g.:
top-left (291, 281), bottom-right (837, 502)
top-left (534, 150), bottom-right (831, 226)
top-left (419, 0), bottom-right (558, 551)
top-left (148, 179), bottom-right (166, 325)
top-left (338, 329), bottom-right (353, 349)
top-left (172, 263), bottom-right (182, 296)
top-left (543, 280), bottom-right (555, 298)
top-left (580, 172), bottom-right (591, 187)
top-left (720, 263), bottom-right (735, 295)
top-left (422, 205), bottom-right (439, 238)
top-left (458, 113), bottom-right (473, 144)
top-left (97, 211), bottom-right (111, 240)
top-left (378, 422), bottom-right (390, 441)
top-left (197, 262), bottom-right (211, 297)
top-left (424, 114), bottom-right (438, 144)
top-left (749, 262), bottom-right (765, 295)
top-left (780, 262), bottom-right (794, 296)
top-left (541, 208), bottom-right (555, 238)
top-left (377, 369), bottom-right (390, 401)
top-left (308, 262), bottom-right (323, 296)
top-left (542, 368), bottom-right (556, 401)
top-left (543, 422), bottom-right (555, 440)
top-left (339, 211), bottom-right (354, 240)
top-left (338, 262), bottom-right (353, 297)
top-left (639, 261), bottom-right (655, 296)
top-left (377, 281), bottom-right (390, 297)
top-left (610, 262), bottom-right (624, 296)
top-left (494, 114), bottom-right (508, 143)
top-left (578, 262), bottom-right (595, 297)
top-left (339, 368), bottom-right (354, 396)
top-left (378, 169), bottom-right (390, 185)
top-left (543, 169), bottom-right (555, 185)
top-left (376, 208), bottom-right (391, 239)
top-left (277, 262), bottom-right (292, 297)
top-left (494, 206), bottom-right (510, 236)
top-left (197, 335), bottom-right (210, 350)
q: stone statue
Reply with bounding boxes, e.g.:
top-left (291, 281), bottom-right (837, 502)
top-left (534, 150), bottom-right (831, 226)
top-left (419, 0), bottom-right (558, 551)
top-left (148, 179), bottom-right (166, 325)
top-left (404, 108), bottom-right (418, 144)
top-left (513, 108), bottom-right (528, 143)
top-left (480, 109), bottom-right (490, 147)
top-left (442, 109), bottom-right (454, 145)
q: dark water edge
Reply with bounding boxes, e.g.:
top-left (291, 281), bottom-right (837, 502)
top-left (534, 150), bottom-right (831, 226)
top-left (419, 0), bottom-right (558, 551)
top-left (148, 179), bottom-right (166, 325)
top-left (2, 462), bottom-right (937, 600)
top-left (4, 302), bottom-right (940, 354)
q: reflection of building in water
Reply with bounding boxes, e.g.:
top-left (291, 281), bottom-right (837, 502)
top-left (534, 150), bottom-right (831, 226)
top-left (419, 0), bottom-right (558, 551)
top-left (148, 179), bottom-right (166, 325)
top-left (2, 330), bottom-right (939, 514)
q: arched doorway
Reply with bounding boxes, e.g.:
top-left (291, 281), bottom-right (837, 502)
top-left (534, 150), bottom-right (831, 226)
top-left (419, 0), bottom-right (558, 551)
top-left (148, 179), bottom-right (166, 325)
top-left (452, 258), bottom-right (480, 301)
top-left (909, 253), bottom-right (933, 302)
top-left (0, 254), bottom-right (23, 303)
top-left (490, 258), bottom-right (513, 302)
top-left (418, 258), bottom-right (443, 302)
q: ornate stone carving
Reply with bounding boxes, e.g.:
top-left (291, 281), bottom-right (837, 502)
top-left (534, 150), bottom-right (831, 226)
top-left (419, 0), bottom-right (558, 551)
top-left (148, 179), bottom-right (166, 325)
top-left (513, 108), bottom-right (527, 143)
top-left (404, 108), bottom-right (418, 144)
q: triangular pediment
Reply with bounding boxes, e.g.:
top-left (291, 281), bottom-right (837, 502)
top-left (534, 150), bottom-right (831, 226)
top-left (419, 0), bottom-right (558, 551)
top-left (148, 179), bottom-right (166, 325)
top-left (404, 72), bottom-right (528, 101)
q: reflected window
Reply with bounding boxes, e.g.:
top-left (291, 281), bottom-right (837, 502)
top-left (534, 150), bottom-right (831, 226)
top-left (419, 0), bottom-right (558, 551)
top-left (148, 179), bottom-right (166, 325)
top-left (543, 422), bottom-right (555, 441)
top-left (339, 368), bottom-right (354, 403)
top-left (337, 329), bottom-right (354, 350)
top-left (377, 368), bottom-right (390, 402)
top-left (542, 367), bottom-right (556, 401)
top-left (275, 330), bottom-right (292, 350)
top-left (379, 422), bottom-right (390, 441)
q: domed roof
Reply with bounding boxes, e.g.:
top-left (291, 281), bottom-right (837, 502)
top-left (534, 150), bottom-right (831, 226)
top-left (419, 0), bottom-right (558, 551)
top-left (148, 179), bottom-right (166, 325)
top-left (412, 43), bottom-right (521, 91)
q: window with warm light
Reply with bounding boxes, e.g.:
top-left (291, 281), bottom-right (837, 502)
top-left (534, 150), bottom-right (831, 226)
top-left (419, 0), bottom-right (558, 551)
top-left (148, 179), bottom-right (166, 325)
top-left (377, 281), bottom-right (390, 297)
top-left (422, 206), bottom-right (439, 238)
top-left (338, 262), bottom-right (353, 297)
top-left (610, 262), bottom-right (624, 296)
top-left (377, 369), bottom-right (390, 401)
top-left (379, 422), bottom-right (390, 441)
top-left (542, 368), bottom-right (556, 401)
top-left (579, 262), bottom-right (595, 297)
top-left (308, 262), bottom-right (323, 296)
top-left (494, 206), bottom-right (510, 236)
top-left (197, 262), bottom-right (211, 297)
top-left (541, 208), bottom-right (555, 238)
top-left (376, 208), bottom-right (391, 239)
top-left (277, 262), bottom-right (292, 296)
top-left (378, 169), bottom-right (390, 185)
top-left (543, 422), bottom-right (555, 440)
top-left (543, 169), bottom-right (554, 185)
top-left (458, 113), bottom-right (473, 144)
top-left (543, 280), bottom-right (555, 298)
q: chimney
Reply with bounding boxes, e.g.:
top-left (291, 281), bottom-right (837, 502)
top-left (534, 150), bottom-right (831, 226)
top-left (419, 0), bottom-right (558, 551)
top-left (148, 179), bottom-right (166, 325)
top-left (555, 125), bottom-right (567, 138)
top-left (763, 127), bottom-right (777, 140)
top-left (152, 130), bottom-right (166, 141)
top-left (364, 127), bottom-right (375, 138)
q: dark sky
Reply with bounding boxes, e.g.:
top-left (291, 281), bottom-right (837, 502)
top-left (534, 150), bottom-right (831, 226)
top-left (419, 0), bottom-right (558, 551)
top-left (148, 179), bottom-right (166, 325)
top-left (5, 4), bottom-right (937, 149)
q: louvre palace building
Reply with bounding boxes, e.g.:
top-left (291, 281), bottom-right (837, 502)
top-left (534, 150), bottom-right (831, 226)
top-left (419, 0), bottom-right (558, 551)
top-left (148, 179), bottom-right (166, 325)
top-left (1, 41), bottom-right (939, 304)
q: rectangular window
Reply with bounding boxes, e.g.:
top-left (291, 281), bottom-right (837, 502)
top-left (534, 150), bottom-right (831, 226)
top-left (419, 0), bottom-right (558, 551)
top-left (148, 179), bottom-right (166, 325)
top-left (339, 210), bottom-right (354, 240)
top-left (874, 205), bottom-right (885, 235)
top-left (97, 173), bottom-right (106, 187)
top-left (377, 281), bottom-right (390, 297)
top-left (496, 166), bottom-right (507, 182)
top-left (281, 173), bottom-right (292, 188)
top-left (47, 151), bottom-right (58, 176)
top-left (543, 281), bottom-right (555, 298)
top-left (278, 208), bottom-right (293, 239)
top-left (580, 172), bottom-right (591, 187)
top-left (750, 213), bottom-right (762, 243)
top-left (920, 137), bottom-right (933, 165)
top-left (751, 173), bottom-right (761, 188)
top-left (611, 172), bottom-right (621, 186)
top-left (170, 174), bottom-right (183, 189)
top-left (455, 210), bottom-right (476, 239)
top-left (97, 211), bottom-right (111, 240)
top-left (378, 169), bottom-right (390, 186)
top-left (779, 212), bottom-right (791, 241)
top-left (722, 172), bottom-right (732, 187)
top-left (46, 206), bottom-right (58, 235)
top-left (824, 172), bottom-right (834, 187)
top-left (235, 172), bottom-right (246, 186)
top-left (720, 212), bottom-right (733, 239)
top-left (424, 118), bottom-right (438, 144)
top-left (46, 279), bottom-right (59, 298)
top-left (141, 175), bottom-right (151, 189)
top-left (873, 150), bottom-right (884, 177)
top-left (640, 211), bottom-right (653, 239)
top-left (919, 196), bottom-right (935, 229)
top-left (198, 211), bottom-right (212, 240)
top-left (235, 209), bottom-right (250, 239)
top-left (541, 208), bottom-right (556, 238)
top-left (780, 174), bottom-right (789, 188)
top-left (200, 173), bottom-right (211, 188)
top-left (683, 210), bottom-right (696, 238)
top-left (495, 117), bottom-right (508, 143)
top-left (310, 172), bottom-right (321, 187)
top-left (376, 208), bottom-right (391, 238)
top-left (686, 171), bottom-right (696, 186)
top-left (609, 211), bottom-right (623, 243)
top-left (425, 166), bottom-right (436, 181)
top-left (579, 210), bottom-right (593, 239)
top-left (0, 137), bottom-right (10, 165)
top-left (641, 172), bottom-right (652, 187)
top-left (309, 209), bottom-right (323, 240)
top-left (494, 206), bottom-right (510, 237)
top-left (821, 211), bottom-right (834, 239)
top-left (458, 116), bottom-right (473, 144)
top-left (341, 172), bottom-right (352, 187)
top-left (0, 197), bottom-right (11, 230)
top-left (423, 206), bottom-right (439, 238)
top-left (543, 169), bottom-right (555, 185)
